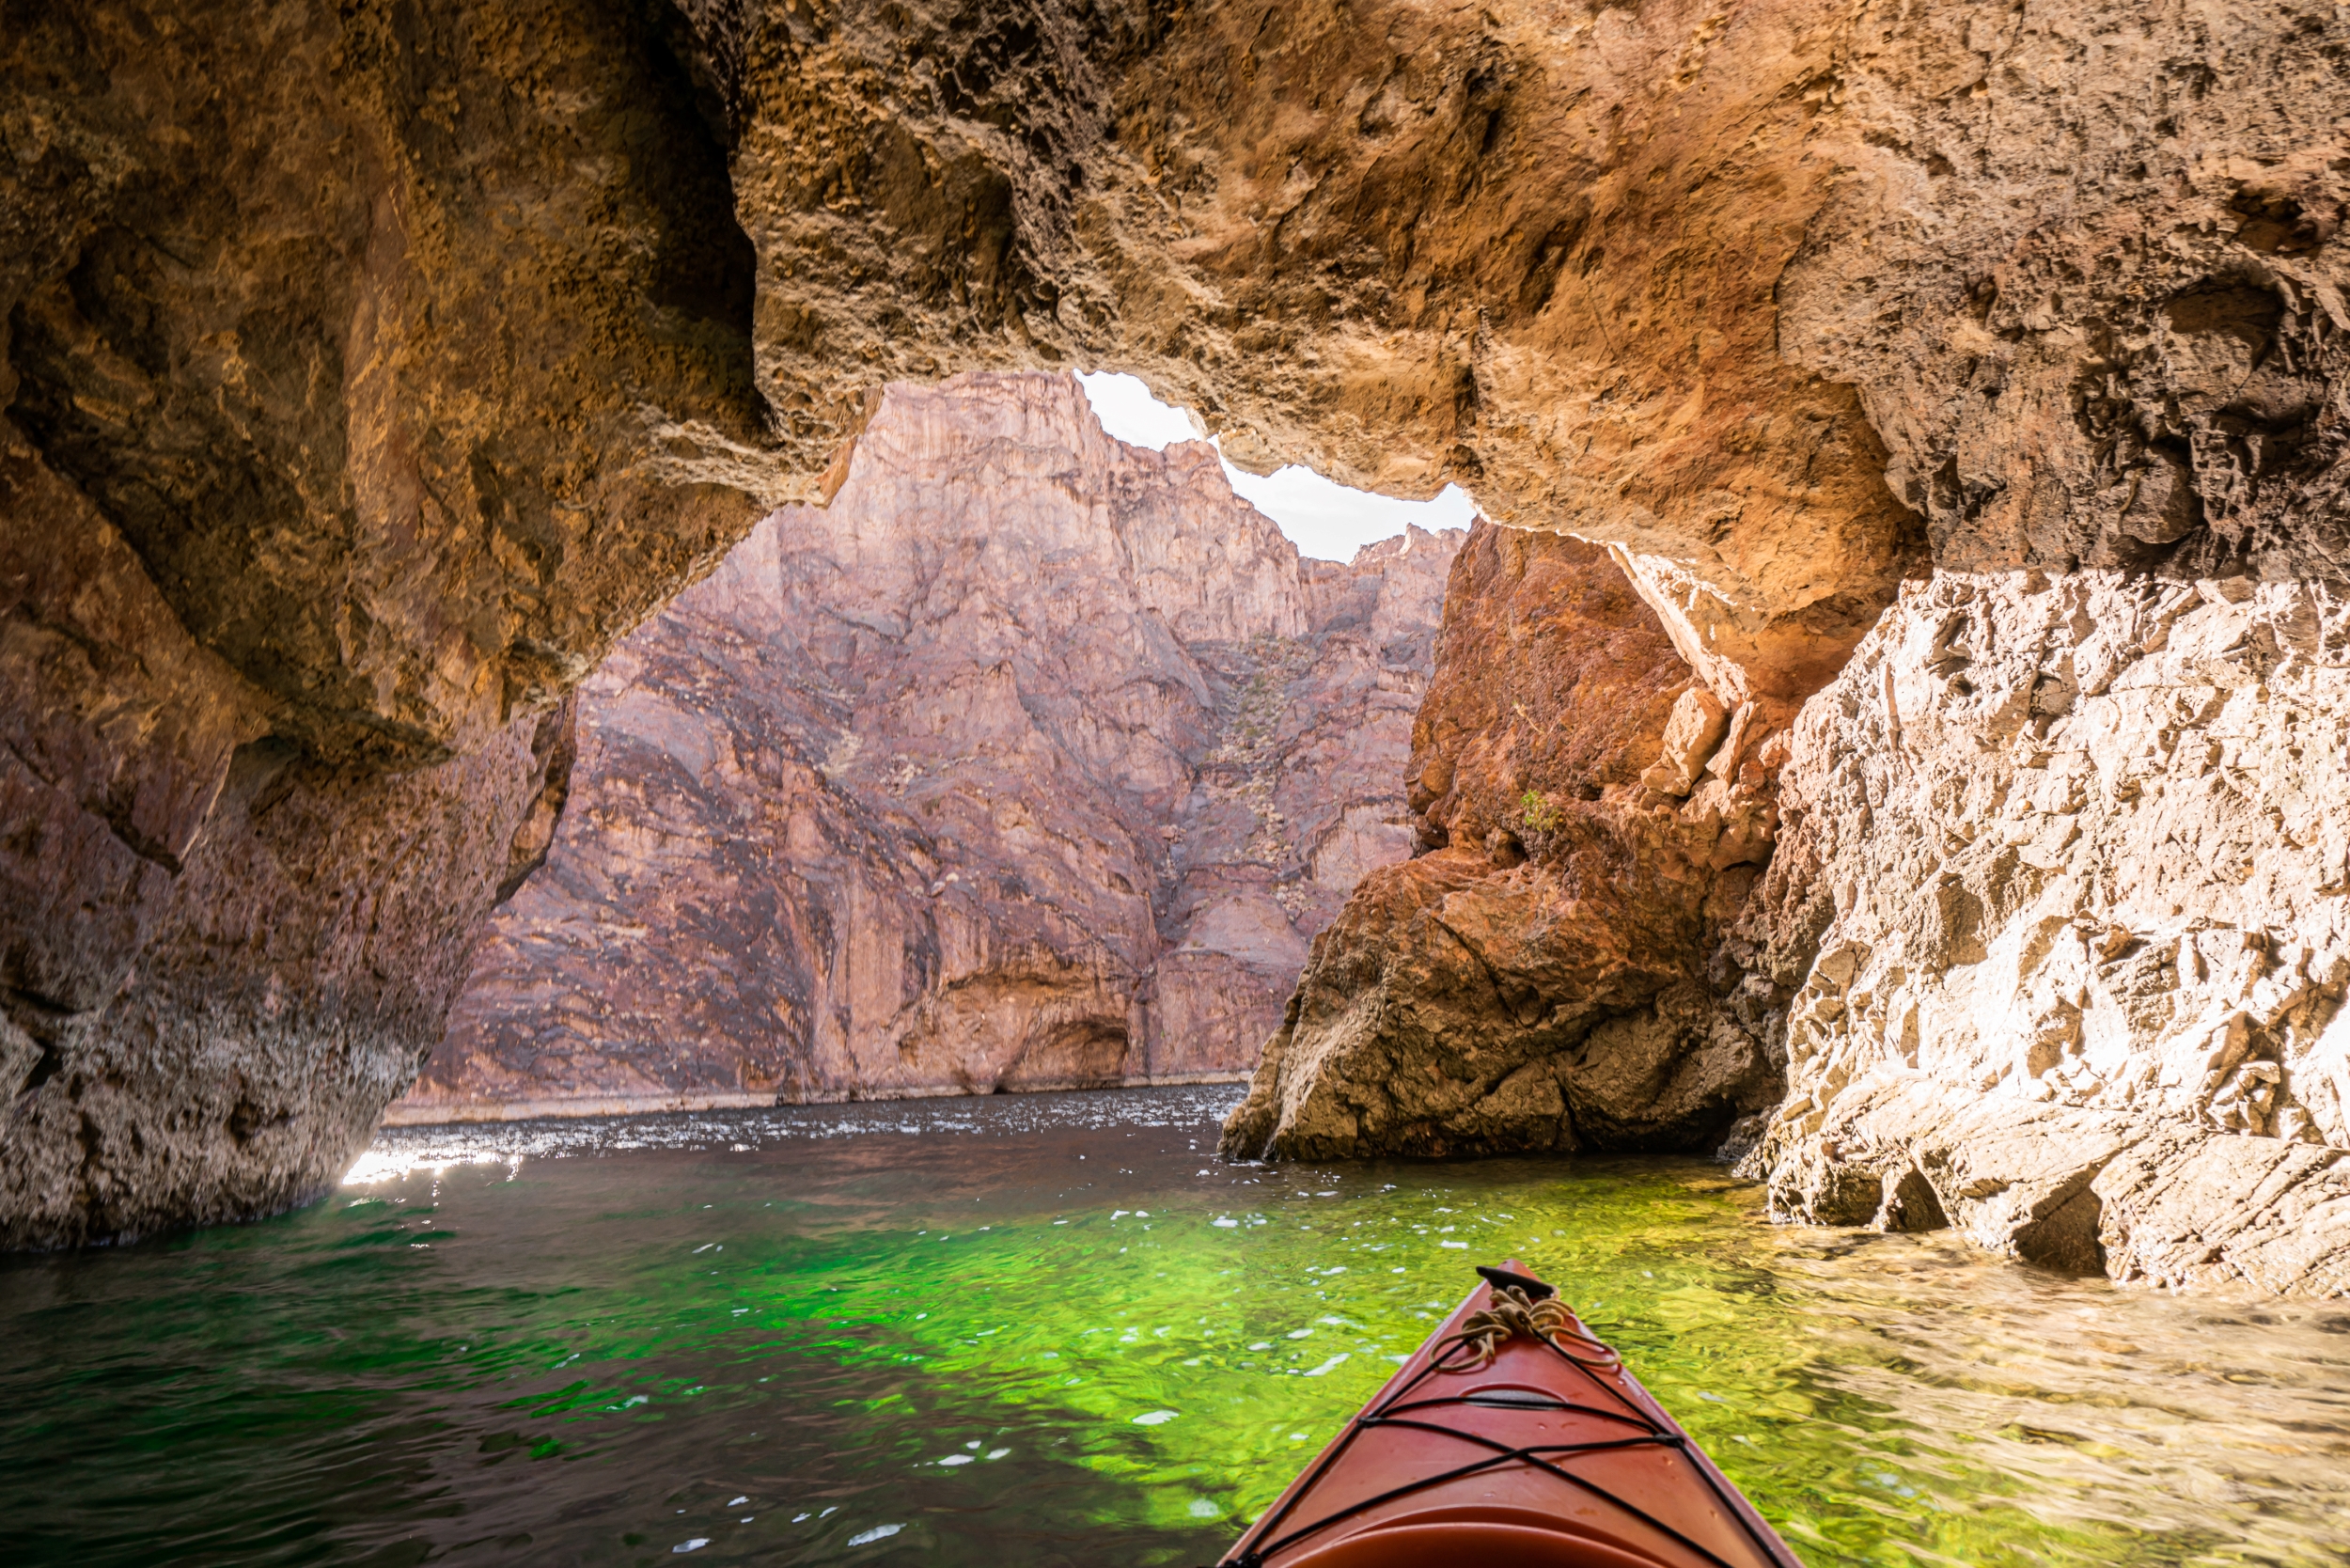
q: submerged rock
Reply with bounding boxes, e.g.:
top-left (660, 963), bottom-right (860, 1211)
top-left (395, 372), bottom-right (1458, 1117)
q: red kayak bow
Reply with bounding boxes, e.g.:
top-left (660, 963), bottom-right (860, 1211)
top-left (1218, 1262), bottom-right (1804, 1568)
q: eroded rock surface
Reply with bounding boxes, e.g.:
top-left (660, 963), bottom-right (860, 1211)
top-left (395, 372), bottom-right (1457, 1118)
top-left (701, 0), bottom-right (1923, 704)
top-left (8, 0), bottom-right (1904, 1241)
top-left (1221, 523), bottom-right (1782, 1161)
top-left (4, 0), bottom-right (749, 1245)
top-left (0, 427), bottom-right (575, 1244)
top-left (1214, 2), bottom-right (2350, 1294)
top-left (1738, 571), bottom-right (2350, 1293)
top-left (6, 0), bottom-right (767, 765)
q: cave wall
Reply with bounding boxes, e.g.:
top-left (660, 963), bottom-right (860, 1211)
top-left (1223, 1), bottom-right (2350, 1294)
top-left (1, 414), bottom-right (576, 1246)
top-left (9, 0), bottom-right (2350, 1276)
top-left (2, 0), bottom-right (761, 1245)
top-left (1722, 1), bottom-right (2350, 1291)
top-left (695, 0), bottom-right (1922, 701)
top-left (6, 0), bottom-right (769, 764)
top-left (1736, 572), bottom-right (2350, 1292)
top-left (8, 0), bottom-right (1916, 1243)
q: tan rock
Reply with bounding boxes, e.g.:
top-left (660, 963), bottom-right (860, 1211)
top-left (1638, 689), bottom-right (1732, 798)
top-left (1737, 571), bottom-right (2350, 1291)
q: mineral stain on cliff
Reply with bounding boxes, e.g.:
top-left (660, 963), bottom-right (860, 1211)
top-left (395, 373), bottom-right (1460, 1118)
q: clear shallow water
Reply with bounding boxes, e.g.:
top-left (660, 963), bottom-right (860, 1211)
top-left (5, 1088), bottom-right (2348, 1567)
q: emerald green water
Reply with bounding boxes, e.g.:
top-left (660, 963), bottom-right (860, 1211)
top-left (4, 1088), bottom-right (2347, 1566)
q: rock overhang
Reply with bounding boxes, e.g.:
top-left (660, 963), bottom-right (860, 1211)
top-left (6, 0), bottom-right (2350, 1283)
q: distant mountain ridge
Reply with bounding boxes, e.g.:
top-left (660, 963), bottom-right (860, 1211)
top-left (394, 371), bottom-right (1461, 1120)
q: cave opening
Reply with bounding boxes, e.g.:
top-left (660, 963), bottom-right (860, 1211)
top-left (393, 363), bottom-right (1486, 1135)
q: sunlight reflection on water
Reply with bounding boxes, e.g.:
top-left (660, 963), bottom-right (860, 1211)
top-left (344, 1087), bottom-right (1242, 1185)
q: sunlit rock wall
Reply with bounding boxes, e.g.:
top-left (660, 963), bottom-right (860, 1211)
top-left (1737, 572), bottom-right (2350, 1292)
top-left (1712, 3), bottom-right (2350, 1292)
top-left (394, 373), bottom-right (1458, 1119)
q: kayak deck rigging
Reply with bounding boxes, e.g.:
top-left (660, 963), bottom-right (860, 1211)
top-left (1217, 1262), bottom-right (1804, 1568)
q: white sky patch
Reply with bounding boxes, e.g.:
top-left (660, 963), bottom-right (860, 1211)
top-left (1075, 370), bottom-right (1479, 562)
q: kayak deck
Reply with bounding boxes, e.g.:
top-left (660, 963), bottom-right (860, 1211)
top-left (1218, 1262), bottom-right (1802, 1568)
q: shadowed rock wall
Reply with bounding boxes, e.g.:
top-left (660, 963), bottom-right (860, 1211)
top-left (1221, 523), bottom-right (1782, 1161)
top-left (395, 372), bottom-right (1458, 1119)
top-left (3, 0), bottom-right (761, 1246)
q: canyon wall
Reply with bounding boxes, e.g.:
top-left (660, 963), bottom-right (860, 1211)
top-left (393, 372), bottom-right (1458, 1119)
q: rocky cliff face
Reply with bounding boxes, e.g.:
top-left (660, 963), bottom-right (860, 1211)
top-left (394, 372), bottom-right (1457, 1118)
top-left (1736, 572), bottom-right (2350, 1292)
top-left (1222, 523), bottom-right (1783, 1162)
top-left (1214, 1), bottom-right (2350, 1294)
top-left (4, 0), bottom-right (756, 1246)
top-left (1, 383), bottom-right (580, 1247)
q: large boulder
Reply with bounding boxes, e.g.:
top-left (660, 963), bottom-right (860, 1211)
top-left (1221, 524), bottom-right (1782, 1162)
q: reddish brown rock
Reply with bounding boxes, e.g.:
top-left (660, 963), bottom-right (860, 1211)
top-left (394, 372), bottom-right (1459, 1119)
top-left (1221, 524), bottom-right (1782, 1161)
top-left (0, 419), bottom-right (575, 1245)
